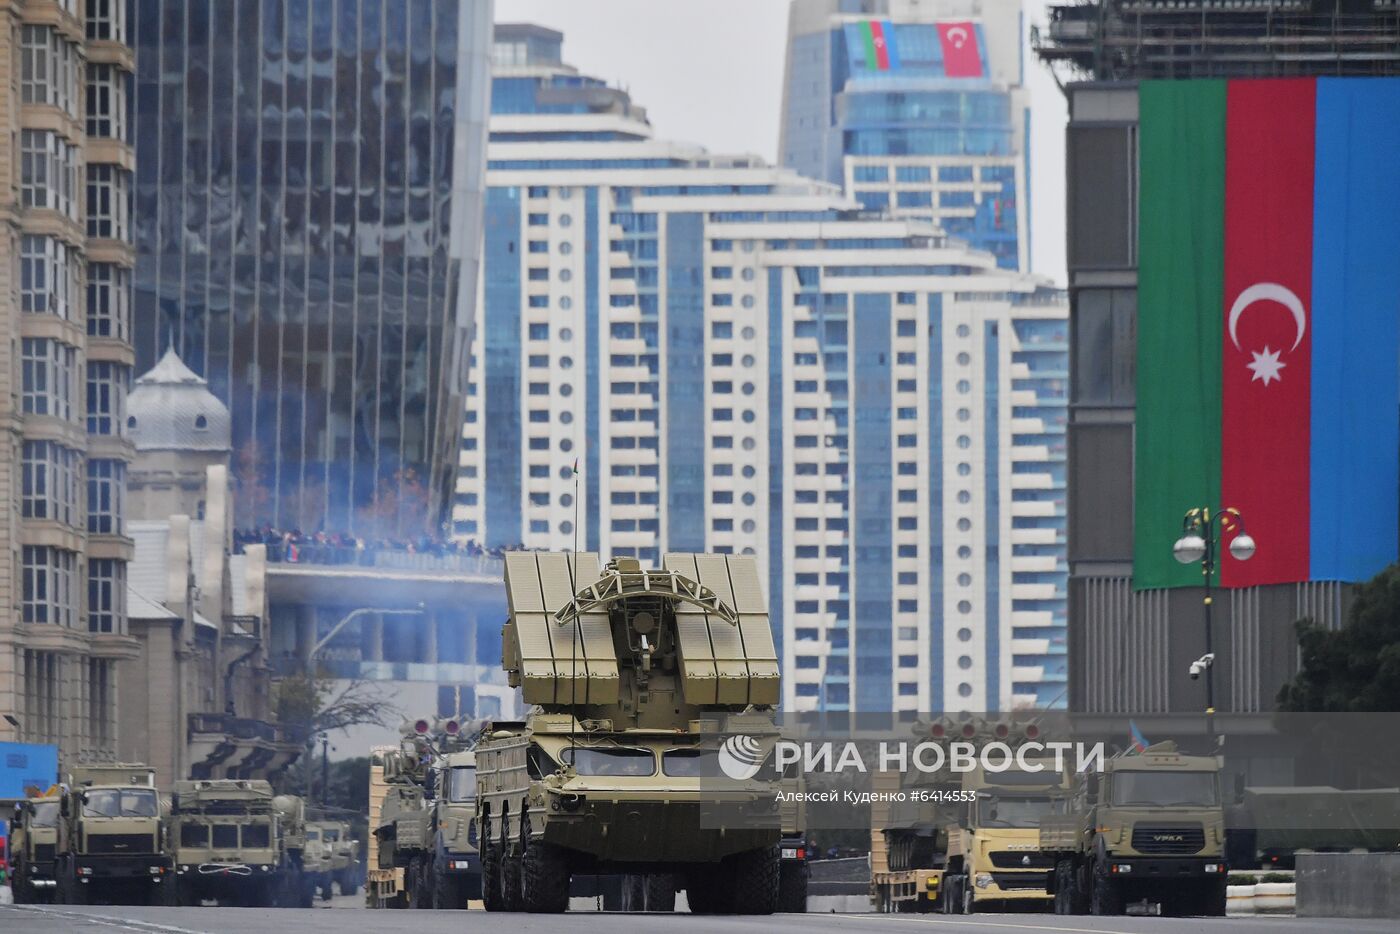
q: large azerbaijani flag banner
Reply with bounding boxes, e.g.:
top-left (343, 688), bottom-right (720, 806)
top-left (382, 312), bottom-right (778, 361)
top-left (1134, 79), bottom-right (1400, 589)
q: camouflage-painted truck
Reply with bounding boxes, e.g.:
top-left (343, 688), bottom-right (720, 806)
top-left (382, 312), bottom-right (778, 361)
top-left (54, 764), bottom-right (174, 905)
top-left (8, 795), bottom-right (61, 903)
top-left (169, 780), bottom-right (313, 907)
top-left (477, 553), bottom-right (785, 914)
top-left (1040, 741), bottom-right (1228, 916)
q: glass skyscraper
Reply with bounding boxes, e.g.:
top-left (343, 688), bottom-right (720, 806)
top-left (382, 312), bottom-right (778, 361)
top-left (780, 0), bottom-right (1031, 273)
top-left (129, 0), bottom-right (493, 530)
top-left (458, 26), bottom-right (1068, 711)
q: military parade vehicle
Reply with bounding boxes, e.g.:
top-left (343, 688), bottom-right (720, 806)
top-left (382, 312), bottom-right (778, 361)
top-left (322, 819), bottom-right (362, 896)
top-left (477, 552), bottom-right (784, 914)
top-left (54, 763), bottom-right (174, 905)
top-left (8, 795), bottom-right (61, 903)
top-left (169, 780), bottom-right (313, 907)
top-left (305, 821), bottom-right (336, 900)
top-left (871, 718), bottom-right (1063, 913)
top-left (1040, 740), bottom-right (1229, 916)
top-left (370, 717), bottom-right (483, 909)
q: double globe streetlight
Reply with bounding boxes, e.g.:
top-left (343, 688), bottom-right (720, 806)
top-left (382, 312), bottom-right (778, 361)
top-left (1173, 507), bottom-right (1256, 722)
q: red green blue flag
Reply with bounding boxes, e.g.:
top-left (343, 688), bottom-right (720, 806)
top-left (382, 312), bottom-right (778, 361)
top-left (1134, 78), bottom-right (1400, 589)
top-left (858, 20), bottom-right (898, 72)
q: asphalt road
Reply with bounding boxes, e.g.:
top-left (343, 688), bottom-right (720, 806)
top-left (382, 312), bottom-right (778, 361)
top-left (1, 903), bottom-right (1396, 934)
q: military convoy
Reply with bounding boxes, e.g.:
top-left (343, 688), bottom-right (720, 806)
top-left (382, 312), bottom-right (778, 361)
top-left (475, 552), bottom-right (785, 914)
top-left (168, 780), bottom-right (314, 907)
top-left (1039, 741), bottom-right (1229, 917)
top-left (48, 764), bottom-right (174, 905)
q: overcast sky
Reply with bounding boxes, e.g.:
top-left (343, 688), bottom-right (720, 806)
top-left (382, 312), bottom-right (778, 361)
top-left (494, 0), bottom-right (1068, 284)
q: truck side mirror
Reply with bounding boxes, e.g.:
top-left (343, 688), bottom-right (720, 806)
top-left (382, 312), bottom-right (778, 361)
top-left (1233, 772), bottom-right (1246, 805)
top-left (1086, 773), bottom-right (1100, 802)
top-left (60, 796), bottom-right (70, 818)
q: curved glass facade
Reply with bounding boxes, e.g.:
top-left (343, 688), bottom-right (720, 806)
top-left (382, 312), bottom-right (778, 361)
top-left (131, 0), bottom-right (492, 530)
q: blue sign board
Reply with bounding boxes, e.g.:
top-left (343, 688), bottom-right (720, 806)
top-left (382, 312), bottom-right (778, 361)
top-left (0, 742), bottom-right (60, 800)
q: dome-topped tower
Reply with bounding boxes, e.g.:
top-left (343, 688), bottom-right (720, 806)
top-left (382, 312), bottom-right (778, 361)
top-left (127, 348), bottom-right (232, 453)
top-left (127, 349), bottom-right (233, 522)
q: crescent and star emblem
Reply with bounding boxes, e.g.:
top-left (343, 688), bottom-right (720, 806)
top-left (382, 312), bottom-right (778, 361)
top-left (1227, 282), bottom-right (1307, 387)
top-left (946, 26), bottom-right (969, 48)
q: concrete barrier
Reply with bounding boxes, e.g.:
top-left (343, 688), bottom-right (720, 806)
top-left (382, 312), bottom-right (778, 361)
top-left (1296, 852), bottom-right (1400, 919)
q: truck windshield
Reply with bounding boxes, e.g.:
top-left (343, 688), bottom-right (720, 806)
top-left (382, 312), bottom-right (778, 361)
top-left (180, 823), bottom-right (208, 847)
top-left (562, 747), bottom-right (655, 776)
top-left (307, 829), bottom-right (320, 841)
top-left (31, 802), bottom-right (59, 827)
top-left (323, 827), bottom-right (340, 843)
top-left (242, 823), bottom-right (270, 848)
top-left (661, 749), bottom-right (723, 777)
top-left (1112, 771), bottom-right (1218, 807)
top-left (448, 766), bottom-right (477, 802)
top-left (82, 789), bottom-right (158, 818)
top-left (977, 795), bottom-right (1061, 828)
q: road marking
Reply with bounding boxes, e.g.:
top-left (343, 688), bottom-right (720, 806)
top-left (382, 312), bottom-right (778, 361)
top-left (3, 905), bottom-right (216, 934)
top-left (819, 912), bottom-right (1142, 934)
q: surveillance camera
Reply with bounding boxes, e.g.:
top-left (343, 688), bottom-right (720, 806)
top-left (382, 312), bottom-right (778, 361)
top-left (1189, 664), bottom-right (1202, 681)
top-left (1188, 653), bottom-right (1215, 680)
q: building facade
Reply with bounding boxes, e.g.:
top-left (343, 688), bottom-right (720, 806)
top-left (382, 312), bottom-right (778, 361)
top-left (1, 0), bottom-right (138, 763)
top-left (1036, 3), bottom-right (1400, 717)
top-left (128, 0), bottom-right (494, 531)
top-left (779, 0), bottom-right (1031, 272)
top-left (456, 27), bottom-right (1068, 711)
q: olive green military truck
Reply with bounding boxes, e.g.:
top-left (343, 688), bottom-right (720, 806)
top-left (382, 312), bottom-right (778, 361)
top-left (477, 552), bottom-right (784, 915)
top-left (169, 780), bottom-right (313, 907)
top-left (54, 764), bottom-right (173, 905)
top-left (8, 795), bottom-right (61, 903)
top-left (323, 820), bottom-right (362, 896)
top-left (1041, 741), bottom-right (1228, 916)
top-left (305, 821), bottom-right (336, 900)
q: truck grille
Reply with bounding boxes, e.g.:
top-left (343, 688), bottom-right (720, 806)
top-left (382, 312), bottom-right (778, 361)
top-left (88, 834), bottom-right (153, 855)
top-left (33, 843), bottom-right (56, 864)
top-left (1131, 824), bottom-right (1205, 855)
top-left (989, 851), bottom-right (1054, 870)
top-left (990, 871), bottom-right (1052, 891)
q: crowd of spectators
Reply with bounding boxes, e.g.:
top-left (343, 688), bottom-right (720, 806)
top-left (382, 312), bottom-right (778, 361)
top-left (232, 526), bottom-right (528, 565)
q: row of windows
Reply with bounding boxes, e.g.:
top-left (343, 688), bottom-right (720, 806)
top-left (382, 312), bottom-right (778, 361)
top-left (20, 130), bottom-right (80, 220)
top-left (21, 546), bottom-right (125, 633)
top-left (21, 338), bottom-right (79, 421)
top-left (21, 441), bottom-right (82, 527)
top-left (20, 26), bottom-right (81, 117)
top-left (20, 236), bottom-right (79, 320)
top-left (86, 64), bottom-right (127, 140)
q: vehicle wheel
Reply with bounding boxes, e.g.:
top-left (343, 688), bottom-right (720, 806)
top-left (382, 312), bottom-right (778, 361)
top-left (520, 820), bottom-right (569, 913)
top-left (963, 882), bottom-right (975, 915)
top-left (1196, 877), bottom-right (1226, 917)
top-left (646, 874), bottom-right (676, 912)
top-left (1090, 870), bottom-right (1122, 916)
top-left (67, 862), bottom-right (88, 906)
top-left (431, 856), bottom-right (458, 909)
top-left (500, 817), bottom-right (524, 911)
top-left (726, 845), bottom-right (780, 915)
top-left (941, 874), bottom-right (962, 914)
top-left (684, 866), bottom-right (728, 914)
top-left (413, 856), bottom-right (434, 909)
top-left (777, 861), bottom-right (808, 913)
top-left (481, 818), bottom-right (502, 911)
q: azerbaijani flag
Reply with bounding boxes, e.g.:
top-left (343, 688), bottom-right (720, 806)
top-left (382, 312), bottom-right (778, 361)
top-left (1134, 79), bottom-right (1400, 589)
top-left (858, 20), bottom-right (899, 72)
top-left (1129, 721), bottom-right (1149, 754)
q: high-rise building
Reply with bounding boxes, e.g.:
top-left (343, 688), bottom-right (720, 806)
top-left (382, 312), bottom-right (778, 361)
top-left (128, 0), bottom-right (494, 531)
top-left (779, 0), bottom-right (1031, 272)
top-left (456, 26), bottom-right (1068, 711)
top-left (1, 0), bottom-right (138, 760)
top-left (1035, 3), bottom-right (1400, 718)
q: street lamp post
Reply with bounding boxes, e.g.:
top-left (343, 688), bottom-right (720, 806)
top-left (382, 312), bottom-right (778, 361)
top-left (1173, 508), bottom-right (1256, 726)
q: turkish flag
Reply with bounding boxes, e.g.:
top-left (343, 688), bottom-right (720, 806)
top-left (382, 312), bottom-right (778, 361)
top-left (938, 22), bottom-right (983, 78)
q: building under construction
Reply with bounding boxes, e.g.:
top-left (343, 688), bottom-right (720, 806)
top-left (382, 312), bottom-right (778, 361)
top-left (1034, 0), bottom-right (1400, 81)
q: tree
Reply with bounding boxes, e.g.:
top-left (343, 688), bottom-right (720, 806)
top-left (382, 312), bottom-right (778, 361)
top-left (354, 467), bottom-right (431, 540)
top-left (275, 669), bottom-right (399, 743)
top-left (1278, 562), bottom-right (1400, 712)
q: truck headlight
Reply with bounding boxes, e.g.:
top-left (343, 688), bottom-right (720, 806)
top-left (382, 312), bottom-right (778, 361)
top-left (974, 873), bottom-right (994, 889)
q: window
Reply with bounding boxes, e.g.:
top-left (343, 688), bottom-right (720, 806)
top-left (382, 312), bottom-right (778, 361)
top-left (86, 64), bottom-right (127, 140)
top-left (86, 362), bottom-right (129, 436)
top-left (87, 165), bottom-right (130, 240)
top-left (527, 323), bottom-right (548, 340)
top-left (86, 0), bottom-right (125, 42)
top-left (87, 459), bottom-right (125, 534)
top-left (22, 546), bottom-right (78, 627)
top-left (22, 441), bottom-right (80, 526)
top-left (21, 236), bottom-right (78, 319)
top-left (898, 190), bottom-right (933, 208)
top-left (88, 559), bottom-right (126, 634)
top-left (896, 165), bottom-right (932, 183)
top-left (21, 131), bottom-right (79, 219)
top-left (21, 338), bottom-right (77, 419)
top-left (21, 27), bottom-right (80, 116)
top-left (854, 165), bottom-right (888, 183)
top-left (87, 264), bottom-right (130, 340)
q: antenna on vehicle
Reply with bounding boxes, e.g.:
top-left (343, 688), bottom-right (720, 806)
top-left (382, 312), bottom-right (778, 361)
top-left (570, 456), bottom-right (581, 764)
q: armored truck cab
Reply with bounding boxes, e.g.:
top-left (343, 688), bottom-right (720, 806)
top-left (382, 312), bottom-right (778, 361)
top-left (170, 780), bottom-right (311, 907)
top-left (1041, 741), bottom-right (1228, 916)
top-left (477, 552), bottom-right (784, 915)
top-left (8, 796), bottom-right (60, 903)
top-left (55, 764), bottom-right (172, 905)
